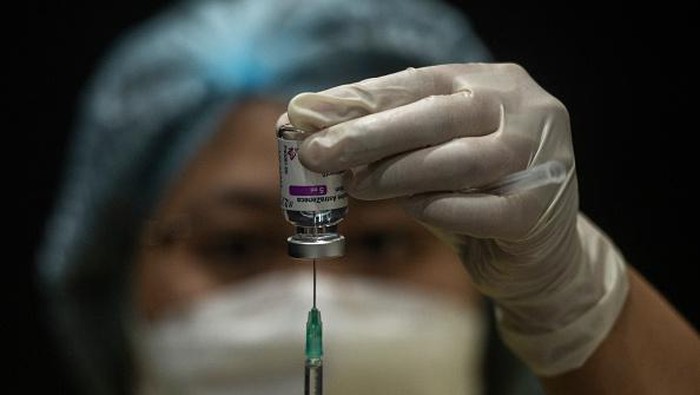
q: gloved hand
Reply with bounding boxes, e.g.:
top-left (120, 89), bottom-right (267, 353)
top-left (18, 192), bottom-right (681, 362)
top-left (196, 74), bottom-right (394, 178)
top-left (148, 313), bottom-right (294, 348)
top-left (284, 63), bottom-right (629, 376)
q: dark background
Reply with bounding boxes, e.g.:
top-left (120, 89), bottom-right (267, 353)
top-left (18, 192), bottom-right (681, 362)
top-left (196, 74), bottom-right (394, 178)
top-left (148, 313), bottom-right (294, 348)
top-left (19, 0), bottom-right (696, 393)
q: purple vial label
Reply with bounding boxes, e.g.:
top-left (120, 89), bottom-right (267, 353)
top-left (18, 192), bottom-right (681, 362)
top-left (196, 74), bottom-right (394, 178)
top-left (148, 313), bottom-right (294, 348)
top-left (289, 185), bottom-right (327, 196)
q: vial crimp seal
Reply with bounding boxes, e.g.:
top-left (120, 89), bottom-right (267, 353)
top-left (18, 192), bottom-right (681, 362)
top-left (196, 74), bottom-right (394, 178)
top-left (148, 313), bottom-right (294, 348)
top-left (277, 124), bottom-right (347, 259)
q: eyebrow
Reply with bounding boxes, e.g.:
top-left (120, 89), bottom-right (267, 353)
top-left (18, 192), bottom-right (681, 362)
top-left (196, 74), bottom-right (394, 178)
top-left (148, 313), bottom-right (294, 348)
top-left (219, 188), bottom-right (278, 209)
top-left (189, 188), bottom-right (279, 216)
top-left (180, 187), bottom-right (282, 232)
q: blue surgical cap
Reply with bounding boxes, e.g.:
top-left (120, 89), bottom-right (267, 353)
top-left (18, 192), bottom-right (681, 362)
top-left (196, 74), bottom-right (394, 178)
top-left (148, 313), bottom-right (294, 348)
top-left (37, 0), bottom-right (491, 393)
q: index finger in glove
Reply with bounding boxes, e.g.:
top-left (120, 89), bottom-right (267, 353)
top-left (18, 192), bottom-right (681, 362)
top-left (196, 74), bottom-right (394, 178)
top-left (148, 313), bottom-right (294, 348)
top-left (288, 63), bottom-right (492, 131)
top-left (298, 90), bottom-right (501, 173)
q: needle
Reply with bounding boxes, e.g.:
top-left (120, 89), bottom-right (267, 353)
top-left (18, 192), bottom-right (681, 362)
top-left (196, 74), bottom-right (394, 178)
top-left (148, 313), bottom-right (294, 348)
top-left (305, 258), bottom-right (323, 395)
top-left (313, 258), bottom-right (317, 308)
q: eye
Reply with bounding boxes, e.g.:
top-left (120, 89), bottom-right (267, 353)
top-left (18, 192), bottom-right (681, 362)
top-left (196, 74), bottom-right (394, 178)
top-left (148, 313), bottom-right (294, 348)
top-left (355, 231), bottom-right (412, 260)
top-left (197, 232), bottom-right (269, 263)
top-left (214, 238), bottom-right (255, 258)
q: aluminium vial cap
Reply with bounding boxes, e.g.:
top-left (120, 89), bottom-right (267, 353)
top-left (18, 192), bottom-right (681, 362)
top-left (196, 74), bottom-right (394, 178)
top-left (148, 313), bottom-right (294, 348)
top-left (287, 233), bottom-right (345, 259)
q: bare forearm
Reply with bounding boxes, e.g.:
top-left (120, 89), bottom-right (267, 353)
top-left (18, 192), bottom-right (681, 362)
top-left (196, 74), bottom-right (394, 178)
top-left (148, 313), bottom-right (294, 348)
top-left (540, 267), bottom-right (700, 395)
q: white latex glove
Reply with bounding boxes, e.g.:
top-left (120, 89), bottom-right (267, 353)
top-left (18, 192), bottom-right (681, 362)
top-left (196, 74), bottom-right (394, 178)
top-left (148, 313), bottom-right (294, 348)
top-left (284, 63), bottom-right (629, 376)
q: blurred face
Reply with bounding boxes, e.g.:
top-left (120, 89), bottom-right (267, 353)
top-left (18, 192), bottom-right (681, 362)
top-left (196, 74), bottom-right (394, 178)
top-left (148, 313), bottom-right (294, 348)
top-left (130, 99), bottom-right (485, 394)
top-left (133, 99), bottom-right (479, 322)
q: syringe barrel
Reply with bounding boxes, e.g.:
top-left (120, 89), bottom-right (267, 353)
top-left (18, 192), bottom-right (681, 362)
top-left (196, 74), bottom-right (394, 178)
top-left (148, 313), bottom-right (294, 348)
top-left (305, 358), bottom-right (323, 395)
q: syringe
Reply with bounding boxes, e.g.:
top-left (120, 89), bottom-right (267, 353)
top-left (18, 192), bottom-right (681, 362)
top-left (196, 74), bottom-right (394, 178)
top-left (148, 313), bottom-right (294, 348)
top-left (462, 160), bottom-right (567, 195)
top-left (305, 259), bottom-right (323, 395)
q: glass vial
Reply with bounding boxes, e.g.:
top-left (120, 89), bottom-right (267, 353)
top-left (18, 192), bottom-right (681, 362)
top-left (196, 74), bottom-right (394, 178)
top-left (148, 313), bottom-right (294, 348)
top-left (277, 123), bottom-right (347, 259)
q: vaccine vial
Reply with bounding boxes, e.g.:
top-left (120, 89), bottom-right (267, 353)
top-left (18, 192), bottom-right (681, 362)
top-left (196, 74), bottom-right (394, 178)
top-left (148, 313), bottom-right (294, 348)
top-left (277, 123), bottom-right (347, 259)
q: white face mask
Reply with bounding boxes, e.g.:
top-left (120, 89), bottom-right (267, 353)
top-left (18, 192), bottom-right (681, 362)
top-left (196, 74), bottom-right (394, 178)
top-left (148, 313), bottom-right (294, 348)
top-left (131, 271), bottom-right (485, 395)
